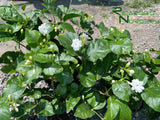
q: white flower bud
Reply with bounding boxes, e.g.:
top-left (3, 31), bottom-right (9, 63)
top-left (116, 25), bottom-right (120, 30)
top-left (121, 29), bottom-right (125, 33)
top-left (43, 39), bottom-right (46, 42)
top-left (126, 62), bottom-right (131, 67)
top-left (120, 69), bottom-right (124, 74)
top-left (15, 107), bottom-right (19, 112)
top-left (20, 29), bottom-right (23, 34)
top-left (33, 69), bottom-right (36, 73)
top-left (129, 69), bottom-right (135, 76)
top-left (8, 94), bottom-right (12, 101)
top-left (145, 49), bottom-right (148, 52)
top-left (29, 56), bottom-right (32, 60)
top-left (50, 45), bottom-right (54, 49)
top-left (110, 28), bottom-right (114, 32)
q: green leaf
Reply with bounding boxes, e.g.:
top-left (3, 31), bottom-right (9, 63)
top-left (12, 102), bottom-right (36, 119)
top-left (0, 51), bottom-right (23, 64)
top-left (43, 4), bottom-right (62, 20)
top-left (25, 30), bottom-right (42, 48)
top-left (34, 53), bottom-right (54, 63)
top-left (0, 5), bottom-right (23, 22)
top-left (86, 39), bottom-right (110, 62)
top-left (115, 99), bottom-right (132, 120)
top-left (11, 23), bottom-right (22, 33)
top-left (4, 85), bottom-right (25, 100)
top-left (109, 38), bottom-right (133, 55)
top-left (56, 69), bottom-right (73, 85)
top-left (141, 87), bottom-right (160, 112)
top-left (112, 81), bottom-right (132, 102)
top-left (54, 102), bottom-right (66, 114)
top-left (1, 64), bottom-right (16, 74)
top-left (0, 31), bottom-right (13, 42)
top-left (35, 99), bottom-right (54, 116)
top-left (97, 22), bottom-right (108, 37)
top-left (28, 90), bottom-right (41, 99)
top-left (55, 84), bottom-right (67, 96)
top-left (38, 41), bottom-right (59, 53)
top-left (55, 53), bottom-right (78, 65)
top-left (104, 97), bottom-right (119, 120)
top-left (16, 62), bottom-right (42, 84)
top-left (95, 53), bottom-right (114, 76)
top-left (132, 66), bottom-right (148, 84)
top-left (57, 5), bottom-right (68, 14)
top-left (71, 83), bottom-right (79, 93)
top-left (63, 9), bottom-right (83, 22)
top-left (58, 32), bottom-right (79, 54)
top-left (79, 72), bottom-right (96, 88)
top-left (59, 23), bottom-right (75, 33)
top-left (87, 92), bottom-right (106, 110)
top-left (6, 76), bottom-right (23, 87)
top-left (0, 102), bottom-right (11, 120)
top-left (43, 63), bottom-right (62, 76)
top-left (66, 95), bottom-right (81, 113)
top-left (23, 65), bottom-right (42, 84)
top-left (74, 103), bottom-right (95, 119)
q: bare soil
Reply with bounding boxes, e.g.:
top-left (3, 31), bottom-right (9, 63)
top-left (0, 0), bottom-right (160, 120)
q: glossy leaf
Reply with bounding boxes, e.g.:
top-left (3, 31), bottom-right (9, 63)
top-left (141, 87), bottom-right (160, 112)
top-left (25, 30), bottom-right (42, 48)
top-left (109, 38), bottom-right (132, 55)
top-left (59, 23), bottom-right (75, 33)
top-left (34, 53), bottom-right (54, 63)
top-left (132, 66), bottom-right (148, 84)
top-left (66, 95), bottom-right (81, 113)
top-left (79, 72), bottom-right (96, 88)
top-left (104, 97), bottom-right (119, 120)
top-left (4, 85), bottom-right (25, 100)
top-left (55, 84), bottom-right (67, 96)
top-left (74, 103), bottom-right (95, 119)
top-left (87, 92), bottom-right (106, 110)
top-left (112, 81), bottom-right (132, 102)
top-left (43, 63), bottom-right (62, 76)
top-left (55, 53), bottom-right (78, 65)
top-left (86, 39), bottom-right (110, 62)
top-left (58, 32), bottom-right (79, 54)
top-left (97, 22), bottom-right (108, 37)
top-left (0, 102), bottom-right (11, 120)
top-left (35, 99), bottom-right (54, 116)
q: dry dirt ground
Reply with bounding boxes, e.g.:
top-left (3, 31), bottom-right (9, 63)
top-left (0, 0), bottom-right (160, 57)
top-left (0, 0), bottom-right (160, 120)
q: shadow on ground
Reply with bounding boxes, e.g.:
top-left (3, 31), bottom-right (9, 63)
top-left (14, 0), bottom-right (124, 10)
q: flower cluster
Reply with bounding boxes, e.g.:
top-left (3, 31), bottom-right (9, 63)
top-left (80, 33), bottom-right (90, 40)
top-left (38, 23), bottom-right (52, 35)
top-left (71, 38), bottom-right (82, 51)
top-left (130, 79), bottom-right (144, 93)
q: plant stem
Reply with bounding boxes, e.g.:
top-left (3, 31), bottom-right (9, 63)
top-left (52, 78), bottom-right (55, 97)
top-left (68, 0), bottom-right (72, 13)
top-left (91, 109), bottom-right (104, 120)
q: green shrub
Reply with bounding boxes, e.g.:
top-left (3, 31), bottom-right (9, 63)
top-left (0, 0), bottom-right (160, 120)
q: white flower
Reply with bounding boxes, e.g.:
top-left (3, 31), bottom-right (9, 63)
top-left (130, 79), bottom-right (144, 93)
top-left (38, 23), bottom-right (51, 34)
top-left (129, 69), bottom-right (135, 76)
top-left (112, 80), bottom-right (115, 83)
top-left (71, 38), bottom-right (82, 51)
top-left (80, 33), bottom-right (90, 40)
